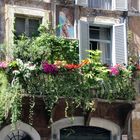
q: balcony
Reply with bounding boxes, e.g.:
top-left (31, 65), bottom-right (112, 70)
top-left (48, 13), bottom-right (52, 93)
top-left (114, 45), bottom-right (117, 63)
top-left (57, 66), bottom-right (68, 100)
top-left (0, 26), bottom-right (136, 125)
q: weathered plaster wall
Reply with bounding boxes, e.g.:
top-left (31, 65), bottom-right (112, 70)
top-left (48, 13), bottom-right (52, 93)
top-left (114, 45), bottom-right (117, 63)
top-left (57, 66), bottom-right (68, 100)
top-left (5, 0), bottom-right (51, 10)
top-left (0, 98), bottom-right (133, 140)
top-left (0, 0), bottom-right (5, 43)
top-left (128, 16), bottom-right (140, 61)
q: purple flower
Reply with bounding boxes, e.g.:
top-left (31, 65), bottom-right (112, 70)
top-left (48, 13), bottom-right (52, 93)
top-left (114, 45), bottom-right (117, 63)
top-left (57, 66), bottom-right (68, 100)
top-left (0, 61), bottom-right (8, 69)
top-left (42, 62), bottom-right (58, 74)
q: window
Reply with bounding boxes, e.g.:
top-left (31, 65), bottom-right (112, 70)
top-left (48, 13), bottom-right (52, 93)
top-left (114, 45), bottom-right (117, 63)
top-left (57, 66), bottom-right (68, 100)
top-left (89, 0), bottom-right (112, 10)
top-left (75, 0), bottom-right (128, 11)
top-left (5, 130), bottom-right (32, 140)
top-left (15, 15), bottom-right (42, 38)
top-left (78, 20), bottom-right (127, 66)
top-left (89, 26), bottom-right (111, 64)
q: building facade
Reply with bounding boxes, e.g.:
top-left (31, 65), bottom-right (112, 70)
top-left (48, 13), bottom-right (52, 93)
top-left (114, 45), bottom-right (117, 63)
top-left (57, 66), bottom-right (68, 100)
top-left (0, 0), bottom-right (140, 140)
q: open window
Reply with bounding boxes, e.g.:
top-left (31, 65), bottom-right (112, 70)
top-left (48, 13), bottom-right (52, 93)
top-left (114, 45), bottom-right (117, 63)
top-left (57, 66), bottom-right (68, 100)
top-left (78, 20), bottom-right (127, 66)
top-left (75, 0), bottom-right (128, 11)
top-left (89, 26), bottom-right (111, 65)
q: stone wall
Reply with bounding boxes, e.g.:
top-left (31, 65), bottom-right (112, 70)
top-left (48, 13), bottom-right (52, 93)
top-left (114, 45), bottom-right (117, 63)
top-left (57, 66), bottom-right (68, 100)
top-left (0, 0), bottom-right (5, 43)
top-left (0, 97), bottom-right (134, 140)
top-left (128, 16), bottom-right (140, 63)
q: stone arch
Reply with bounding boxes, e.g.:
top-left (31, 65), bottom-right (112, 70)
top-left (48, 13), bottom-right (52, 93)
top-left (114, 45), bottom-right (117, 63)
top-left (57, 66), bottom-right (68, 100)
top-left (0, 121), bottom-right (41, 140)
top-left (51, 117), bottom-right (84, 140)
top-left (89, 117), bottom-right (121, 140)
top-left (51, 117), bottom-right (121, 140)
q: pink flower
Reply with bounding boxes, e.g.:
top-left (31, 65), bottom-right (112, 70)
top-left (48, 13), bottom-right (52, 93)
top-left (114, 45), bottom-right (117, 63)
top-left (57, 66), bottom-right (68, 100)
top-left (0, 61), bottom-right (8, 69)
top-left (42, 62), bottom-right (58, 75)
top-left (110, 67), bottom-right (119, 76)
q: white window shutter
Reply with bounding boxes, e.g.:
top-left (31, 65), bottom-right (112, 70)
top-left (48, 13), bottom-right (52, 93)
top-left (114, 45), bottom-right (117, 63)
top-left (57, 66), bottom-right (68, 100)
top-left (75, 0), bottom-right (88, 7)
top-left (114, 0), bottom-right (128, 11)
top-left (78, 20), bottom-right (89, 62)
top-left (112, 23), bottom-right (127, 66)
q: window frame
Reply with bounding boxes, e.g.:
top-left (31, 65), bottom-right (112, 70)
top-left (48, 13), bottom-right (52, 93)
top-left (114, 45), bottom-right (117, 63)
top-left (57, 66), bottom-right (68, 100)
top-left (5, 4), bottom-right (49, 60)
top-left (78, 19), bottom-right (127, 66)
top-left (89, 25), bottom-right (112, 64)
top-left (15, 14), bottom-right (42, 37)
top-left (75, 0), bottom-right (128, 11)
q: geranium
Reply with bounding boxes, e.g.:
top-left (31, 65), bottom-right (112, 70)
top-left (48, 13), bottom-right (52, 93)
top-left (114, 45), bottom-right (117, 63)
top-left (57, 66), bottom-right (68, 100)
top-left (114, 64), bottom-right (126, 70)
top-left (64, 64), bottom-right (80, 70)
top-left (42, 62), bottom-right (58, 74)
top-left (0, 61), bottom-right (8, 69)
top-left (109, 66), bottom-right (119, 76)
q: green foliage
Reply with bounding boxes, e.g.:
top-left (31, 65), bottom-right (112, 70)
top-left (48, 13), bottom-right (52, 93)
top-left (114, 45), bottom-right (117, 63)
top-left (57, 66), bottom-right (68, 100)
top-left (0, 72), bottom-right (22, 125)
top-left (0, 44), bottom-right (6, 61)
top-left (0, 25), bottom-right (136, 126)
top-left (13, 26), bottom-right (79, 64)
top-left (81, 50), bottom-right (136, 101)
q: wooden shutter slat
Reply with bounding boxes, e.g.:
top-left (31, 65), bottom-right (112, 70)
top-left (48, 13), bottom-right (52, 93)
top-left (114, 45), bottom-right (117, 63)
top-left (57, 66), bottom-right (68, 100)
top-left (112, 23), bottom-right (127, 65)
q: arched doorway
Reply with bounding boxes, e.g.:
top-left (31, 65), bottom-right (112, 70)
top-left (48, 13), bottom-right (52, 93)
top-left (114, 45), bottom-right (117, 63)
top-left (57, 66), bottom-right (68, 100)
top-left (51, 117), bottom-right (121, 140)
top-left (60, 126), bottom-right (111, 140)
top-left (0, 121), bottom-right (41, 140)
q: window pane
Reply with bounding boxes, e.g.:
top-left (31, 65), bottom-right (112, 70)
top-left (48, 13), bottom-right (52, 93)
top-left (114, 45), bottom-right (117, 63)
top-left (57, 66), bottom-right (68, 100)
top-left (100, 42), bottom-right (111, 65)
top-left (89, 26), bottom-right (111, 40)
top-left (15, 17), bottom-right (25, 37)
top-left (90, 41), bottom-right (111, 65)
top-left (88, 0), bottom-right (112, 10)
top-left (89, 26), bottom-right (100, 39)
top-left (29, 18), bottom-right (41, 37)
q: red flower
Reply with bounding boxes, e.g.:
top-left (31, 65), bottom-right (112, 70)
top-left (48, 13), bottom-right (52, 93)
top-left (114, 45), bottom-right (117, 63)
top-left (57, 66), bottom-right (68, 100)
top-left (64, 64), bottom-right (80, 70)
